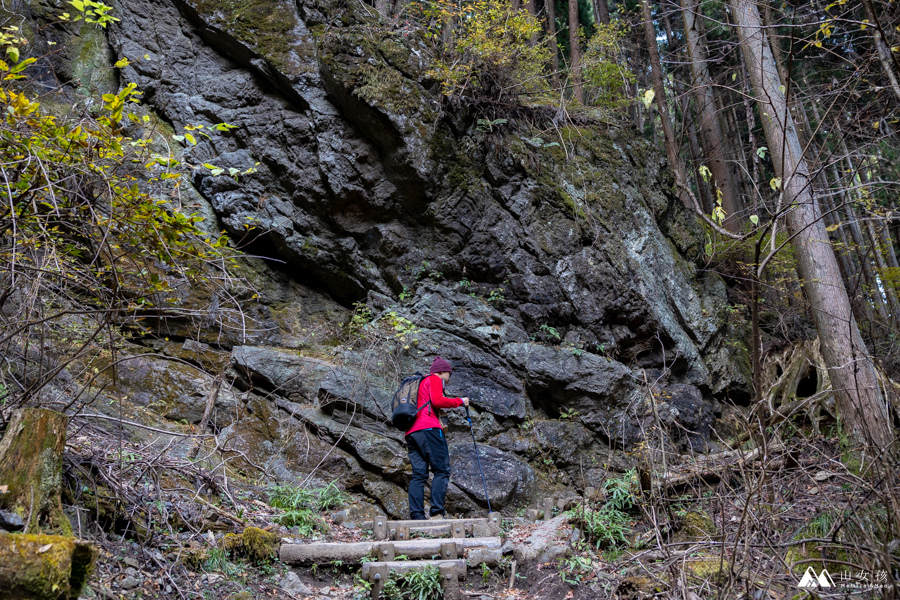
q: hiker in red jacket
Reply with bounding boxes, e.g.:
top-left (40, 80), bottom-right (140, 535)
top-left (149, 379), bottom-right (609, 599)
top-left (406, 356), bottom-right (470, 520)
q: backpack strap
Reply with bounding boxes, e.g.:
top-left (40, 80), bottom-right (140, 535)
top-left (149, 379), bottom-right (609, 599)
top-left (415, 375), bottom-right (433, 417)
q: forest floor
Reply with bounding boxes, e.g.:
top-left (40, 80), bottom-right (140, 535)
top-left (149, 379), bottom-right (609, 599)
top-left (66, 400), bottom-right (897, 600)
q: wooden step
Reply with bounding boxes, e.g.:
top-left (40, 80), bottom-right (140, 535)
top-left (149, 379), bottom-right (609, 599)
top-left (280, 536), bottom-right (501, 564)
top-left (362, 559), bottom-right (467, 581)
top-left (362, 517), bottom-right (486, 529)
top-left (364, 513), bottom-right (501, 540)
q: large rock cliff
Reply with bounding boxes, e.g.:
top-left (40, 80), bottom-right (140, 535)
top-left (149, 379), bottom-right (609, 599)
top-left (21, 0), bottom-right (750, 515)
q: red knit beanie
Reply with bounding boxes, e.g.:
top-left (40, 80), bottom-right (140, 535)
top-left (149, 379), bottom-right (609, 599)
top-left (430, 356), bottom-right (453, 374)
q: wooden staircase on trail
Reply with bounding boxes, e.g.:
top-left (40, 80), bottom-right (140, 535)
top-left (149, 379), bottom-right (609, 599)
top-left (279, 513), bottom-right (503, 599)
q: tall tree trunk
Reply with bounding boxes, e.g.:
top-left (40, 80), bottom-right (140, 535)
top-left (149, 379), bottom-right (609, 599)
top-left (641, 0), bottom-right (691, 209)
top-left (568, 0), bottom-right (584, 103)
top-left (526, 0), bottom-right (539, 44)
top-left (853, 155), bottom-right (900, 328)
top-left (860, 0), bottom-right (900, 102)
top-left (730, 0), bottom-right (893, 448)
top-left (546, 0), bottom-right (561, 88)
top-left (828, 108), bottom-right (898, 327)
top-left (594, 0), bottom-right (610, 25)
top-left (805, 94), bottom-right (888, 325)
top-left (802, 103), bottom-right (875, 326)
top-left (762, 1), bottom-right (789, 88)
top-left (663, 14), bottom-right (715, 212)
top-left (681, 0), bottom-right (742, 230)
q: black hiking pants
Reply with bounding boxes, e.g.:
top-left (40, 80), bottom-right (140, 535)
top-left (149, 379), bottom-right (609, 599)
top-left (406, 428), bottom-right (450, 520)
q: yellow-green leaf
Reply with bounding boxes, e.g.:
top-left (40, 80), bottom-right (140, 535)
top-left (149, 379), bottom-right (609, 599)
top-left (770, 177), bottom-right (782, 191)
top-left (698, 165), bottom-right (712, 182)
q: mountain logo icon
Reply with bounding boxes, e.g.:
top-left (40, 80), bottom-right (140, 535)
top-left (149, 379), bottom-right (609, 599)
top-left (798, 567), bottom-right (835, 588)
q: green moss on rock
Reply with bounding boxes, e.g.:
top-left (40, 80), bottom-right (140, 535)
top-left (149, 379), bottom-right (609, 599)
top-left (675, 510), bottom-right (717, 542)
top-left (191, 0), bottom-right (297, 71)
top-left (222, 526), bottom-right (280, 562)
top-left (0, 409), bottom-right (71, 536)
top-left (0, 532), bottom-right (98, 600)
top-left (684, 554), bottom-right (728, 583)
top-left (318, 29), bottom-right (425, 116)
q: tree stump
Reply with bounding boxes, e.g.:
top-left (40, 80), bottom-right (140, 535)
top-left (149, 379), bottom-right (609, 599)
top-left (0, 408), bottom-right (70, 535)
top-left (0, 532), bottom-right (98, 600)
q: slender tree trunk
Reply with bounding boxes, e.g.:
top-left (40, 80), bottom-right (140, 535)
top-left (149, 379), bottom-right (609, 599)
top-left (731, 0), bottom-right (893, 448)
top-left (805, 94), bottom-right (888, 324)
top-left (741, 72), bottom-right (761, 214)
top-left (860, 0), bottom-right (900, 102)
top-left (568, 0), bottom-right (584, 103)
top-left (802, 105), bottom-right (874, 326)
top-left (681, 0), bottom-right (742, 230)
top-left (663, 14), bottom-right (715, 212)
top-left (853, 155), bottom-right (900, 328)
top-left (526, 0), bottom-right (539, 44)
top-left (641, 0), bottom-right (692, 209)
top-left (375, 0), bottom-right (391, 17)
top-left (762, 2), bottom-right (789, 88)
top-left (829, 110), bottom-right (897, 326)
top-left (594, 0), bottom-right (610, 26)
top-left (546, 0), bottom-right (561, 88)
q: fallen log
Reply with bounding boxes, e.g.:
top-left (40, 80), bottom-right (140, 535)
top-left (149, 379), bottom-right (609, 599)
top-left (0, 532), bottom-right (98, 600)
top-left (280, 536), bottom-right (501, 564)
top-left (361, 517), bottom-right (488, 530)
top-left (658, 443), bottom-right (784, 490)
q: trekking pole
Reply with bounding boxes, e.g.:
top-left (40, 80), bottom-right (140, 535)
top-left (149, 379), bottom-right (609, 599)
top-left (464, 405), bottom-right (492, 513)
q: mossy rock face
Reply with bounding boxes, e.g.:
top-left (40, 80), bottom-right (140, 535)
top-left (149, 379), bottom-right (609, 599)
top-left (222, 527), bottom-right (280, 562)
top-left (189, 0), bottom-right (300, 72)
top-left (0, 409), bottom-right (71, 536)
top-left (675, 510), bottom-right (717, 542)
top-left (317, 27), bottom-right (431, 118)
top-left (0, 532), bottom-right (98, 600)
top-left (683, 554), bottom-right (729, 583)
top-left (176, 547), bottom-right (209, 570)
top-left (59, 22), bottom-right (118, 97)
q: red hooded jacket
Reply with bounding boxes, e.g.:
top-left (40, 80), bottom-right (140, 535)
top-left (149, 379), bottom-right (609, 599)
top-left (405, 374), bottom-right (463, 436)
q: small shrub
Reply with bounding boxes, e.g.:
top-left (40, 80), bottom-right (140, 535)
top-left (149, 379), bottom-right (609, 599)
top-left (581, 21), bottom-right (636, 109)
top-left (569, 470), bottom-right (638, 549)
top-left (540, 324), bottom-right (561, 342)
top-left (276, 508), bottom-right (321, 536)
top-left (268, 482), bottom-right (349, 512)
top-left (203, 547), bottom-right (242, 577)
top-left (558, 553), bottom-right (593, 584)
top-left (423, 0), bottom-right (551, 106)
top-left (268, 482), bottom-right (348, 536)
top-left (317, 482), bottom-right (351, 511)
top-left (380, 565), bottom-right (442, 600)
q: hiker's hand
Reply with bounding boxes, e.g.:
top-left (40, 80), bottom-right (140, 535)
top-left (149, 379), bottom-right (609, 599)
top-left (461, 397), bottom-right (470, 407)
